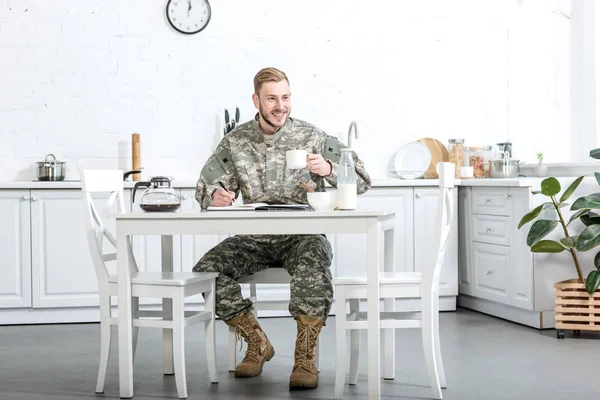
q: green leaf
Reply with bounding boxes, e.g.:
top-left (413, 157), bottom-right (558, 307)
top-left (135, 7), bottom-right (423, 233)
top-left (590, 148), bottom-right (600, 160)
top-left (518, 204), bottom-right (545, 229)
top-left (531, 240), bottom-right (566, 253)
top-left (526, 220), bottom-right (559, 246)
top-left (594, 251), bottom-right (600, 268)
top-left (585, 270), bottom-right (600, 294)
top-left (571, 195), bottom-right (600, 210)
top-left (559, 176), bottom-right (584, 203)
top-left (541, 177), bottom-right (561, 197)
top-left (532, 191), bottom-right (541, 195)
top-left (576, 225), bottom-right (600, 251)
top-left (568, 209), bottom-right (589, 226)
top-left (560, 237), bottom-right (576, 248)
top-left (595, 172), bottom-right (600, 186)
top-left (580, 213), bottom-right (600, 227)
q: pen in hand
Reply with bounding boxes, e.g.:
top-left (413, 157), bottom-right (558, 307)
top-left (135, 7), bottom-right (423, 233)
top-left (217, 181), bottom-right (230, 193)
top-left (214, 181), bottom-right (235, 207)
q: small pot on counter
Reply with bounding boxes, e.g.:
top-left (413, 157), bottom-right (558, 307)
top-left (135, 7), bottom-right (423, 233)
top-left (489, 159), bottom-right (520, 178)
top-left (36, 154), bottom-right (66, 181)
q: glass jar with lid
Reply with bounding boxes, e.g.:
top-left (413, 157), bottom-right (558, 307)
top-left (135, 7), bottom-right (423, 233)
top-left (448, 139), bottom-right (465, 178)
top-left (466, 145), bottom-right (492, 178)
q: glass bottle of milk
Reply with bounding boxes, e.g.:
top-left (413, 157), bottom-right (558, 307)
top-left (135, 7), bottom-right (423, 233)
top-left (337, 148), bottom-right (357, 210)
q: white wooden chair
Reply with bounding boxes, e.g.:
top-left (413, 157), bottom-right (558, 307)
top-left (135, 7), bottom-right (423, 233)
top-left (81, 169), bottom-right (219, 399)
top-left (228, 268), bottom-right (321, 372)
top-left (333, 162), bottom-right (455, 399)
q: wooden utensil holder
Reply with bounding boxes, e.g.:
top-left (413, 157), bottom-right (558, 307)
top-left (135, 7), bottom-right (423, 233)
top-left (132, 133), bottom-right (141, 181)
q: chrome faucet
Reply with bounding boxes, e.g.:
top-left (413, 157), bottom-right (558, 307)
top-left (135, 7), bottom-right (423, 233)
top-left (347, 121), bottom-right (359, 149)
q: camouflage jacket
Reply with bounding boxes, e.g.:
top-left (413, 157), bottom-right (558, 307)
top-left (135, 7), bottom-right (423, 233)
top-left (195, 115), bottom-right (371, 209)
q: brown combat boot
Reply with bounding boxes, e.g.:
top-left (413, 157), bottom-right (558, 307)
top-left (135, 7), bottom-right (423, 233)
top-left (225, 311), bottom-right (275, 378)
top-left (289, 315), bottom-right (323, 389)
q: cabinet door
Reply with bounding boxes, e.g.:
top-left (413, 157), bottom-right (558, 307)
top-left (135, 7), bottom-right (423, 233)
top-left (414, 187), bottom-right (458, 296)
top-left (508, 188), bottom-right (534, 309)
top-left (0, 191), bottom-right (32, 308)
top-left (334, 188), bottom-right (413, 278)
top-left (458, 187), bottom-right (473, 295)
top-left (179, 189), bottom-right (228, 303)
top-left (472, 242), bottom-right (510, 304)
top-left (30, 190), bottom-right (100, 308)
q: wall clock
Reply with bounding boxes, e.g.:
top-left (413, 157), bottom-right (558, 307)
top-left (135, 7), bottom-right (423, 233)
top-left (166, 0), bottom-right (211, 35)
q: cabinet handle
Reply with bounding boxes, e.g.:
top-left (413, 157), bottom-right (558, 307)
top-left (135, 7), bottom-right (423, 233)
top-left (485, 198), bottom-right (491, 203)
top-left (22, 195), bottom-right (30, 201)
top-left (506, 194), bottom-right (512, 199)
top-left (182, 194), bottom-right (189, 200)
top-left (415, 192), bottom-right (421, 199)
top-left (31, 195), bottom-right (39, 202)
top-left (485, 228), bottom-right (492, 233)
top-left (486, 270), bottom-right (493, 275)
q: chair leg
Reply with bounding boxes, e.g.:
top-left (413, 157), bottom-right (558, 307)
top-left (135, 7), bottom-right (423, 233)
top-left (383, 297), bottom-right (395, 380)
top-left (228, 326), bottom-right (237, 372)
top-left (172, 292), bottom-right (188, 399)
top-left (348, 298), bottom-right (360, 385)
top-left (433, 297), bottom-right (447, 389)
top-left (163, 298), bottom-right (174, 375)
top-left (205, 281), bottom-right (218, 383)
top-left (132, 297), bottom-right (139, 364)
top-left (96, 294), bottom-right (111, 394)
top-left (421, 293), bottom-right (442, 400)
top-left (334, 286), bottom-right (347, 400)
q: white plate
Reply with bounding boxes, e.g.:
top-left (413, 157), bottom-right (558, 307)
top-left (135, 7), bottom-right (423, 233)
top-left (393, 141), bottom-right (432, 179)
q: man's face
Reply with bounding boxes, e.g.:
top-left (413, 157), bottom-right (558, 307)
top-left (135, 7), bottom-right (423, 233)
top-left (252, 80), bottom-right (291, 134)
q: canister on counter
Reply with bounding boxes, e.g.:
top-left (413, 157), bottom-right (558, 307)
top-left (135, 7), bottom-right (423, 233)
top-left (448, 139), bottom-right (465, 178)
top-left (466, 145), bottom-right (491, 178)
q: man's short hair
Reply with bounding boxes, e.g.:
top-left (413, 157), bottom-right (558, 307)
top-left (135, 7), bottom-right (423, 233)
top-left (253, 67), bottom-right (289, 95)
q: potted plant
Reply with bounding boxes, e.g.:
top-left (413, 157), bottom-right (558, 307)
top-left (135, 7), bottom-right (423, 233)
top-left (534, 152), bottom-right (548, 177)
top-left (518, 148), bottom-right (600, 337)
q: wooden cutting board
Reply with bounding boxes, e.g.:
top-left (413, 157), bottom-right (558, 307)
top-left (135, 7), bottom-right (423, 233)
top-left (417, 138), bottom-right (449, 179)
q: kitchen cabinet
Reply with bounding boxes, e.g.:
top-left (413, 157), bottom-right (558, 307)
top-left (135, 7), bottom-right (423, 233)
top-left (0, 191), bottom-right (32, 308)
top-left (458, 186), bottom-right (553, 328)
top-left (30, 190), bottom-right (101, 308)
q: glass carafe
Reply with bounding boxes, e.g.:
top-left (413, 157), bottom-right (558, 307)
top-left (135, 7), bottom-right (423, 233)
top-left (337, 148), bottom-right (357, 210)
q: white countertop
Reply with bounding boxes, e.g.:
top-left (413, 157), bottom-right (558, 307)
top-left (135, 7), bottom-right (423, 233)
top-left (0, 177), bottom-right (555, 189)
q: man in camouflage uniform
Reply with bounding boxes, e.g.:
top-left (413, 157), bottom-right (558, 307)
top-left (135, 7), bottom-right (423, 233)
top-left (193, 67), bottom-right (371, 389)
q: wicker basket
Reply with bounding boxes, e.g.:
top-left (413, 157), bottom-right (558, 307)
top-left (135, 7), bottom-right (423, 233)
top-left (554, 279), bottom-right (600, 337)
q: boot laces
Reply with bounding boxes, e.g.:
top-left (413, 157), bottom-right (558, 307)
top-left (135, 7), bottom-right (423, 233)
top-left (234, 321), bottom-right (264, 363)
top-left (294, 324), bottom-right (319, 370)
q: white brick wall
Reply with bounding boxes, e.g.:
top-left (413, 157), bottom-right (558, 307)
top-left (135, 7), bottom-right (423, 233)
top-left (0, 0), bottom-right (570, 181)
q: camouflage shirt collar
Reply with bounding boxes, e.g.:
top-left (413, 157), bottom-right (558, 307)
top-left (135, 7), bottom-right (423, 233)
top-left (253, 113), bottom-right (293, 145)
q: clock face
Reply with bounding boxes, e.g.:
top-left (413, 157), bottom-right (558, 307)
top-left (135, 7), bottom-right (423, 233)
top-left (166, 0), bottom-right (211, 35)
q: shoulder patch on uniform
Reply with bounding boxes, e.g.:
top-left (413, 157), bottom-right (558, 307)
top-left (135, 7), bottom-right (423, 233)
top-left (323, 136), bottom-right (344, 163)
top-left (201, 147), bottom-right (234, 183)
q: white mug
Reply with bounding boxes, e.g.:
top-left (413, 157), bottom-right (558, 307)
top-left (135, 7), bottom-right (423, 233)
top-left (286, 150), bottom-right (308, 169)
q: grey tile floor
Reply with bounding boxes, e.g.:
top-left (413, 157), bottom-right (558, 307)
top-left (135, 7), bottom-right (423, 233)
top-left (0, 308), bottom-right (598, 400)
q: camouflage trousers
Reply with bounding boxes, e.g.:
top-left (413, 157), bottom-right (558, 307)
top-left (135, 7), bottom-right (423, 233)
top-left (193, 234), bottom-right (333, 322)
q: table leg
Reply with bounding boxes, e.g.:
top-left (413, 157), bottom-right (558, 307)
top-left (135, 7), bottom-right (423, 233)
top-left (117, 228), bottom-right (134, 398)
top-left (162, 235), bottom-right (174, 375)
top-left (366, 221), bottom-right (381, 399)
top-left (383, 227), bottom-right (395, 380)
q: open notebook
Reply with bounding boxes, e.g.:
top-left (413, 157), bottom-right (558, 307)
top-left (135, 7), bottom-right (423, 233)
top-left (206, 202), bottom-right (311, 211)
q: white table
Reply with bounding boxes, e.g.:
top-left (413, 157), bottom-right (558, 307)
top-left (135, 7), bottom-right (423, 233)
top-left (115, 209), bottom-right (395, 399)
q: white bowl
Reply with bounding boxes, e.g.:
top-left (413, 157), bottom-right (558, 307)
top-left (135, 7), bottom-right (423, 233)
top-left (307, 191), bottom-right (337, 211)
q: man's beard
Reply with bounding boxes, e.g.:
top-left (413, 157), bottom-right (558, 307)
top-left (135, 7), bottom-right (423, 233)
top-left (259, 107), bottom-right (288, 131)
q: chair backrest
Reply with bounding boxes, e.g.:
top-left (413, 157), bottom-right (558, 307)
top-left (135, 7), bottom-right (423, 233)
top-left (80, 169), bottom-right (137, 293)
top-left (421, 162), bottom-right (455, 292)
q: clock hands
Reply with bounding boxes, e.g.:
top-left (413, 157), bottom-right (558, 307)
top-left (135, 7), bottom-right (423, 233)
top-left (187, 0), bottom-right (192, 16)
